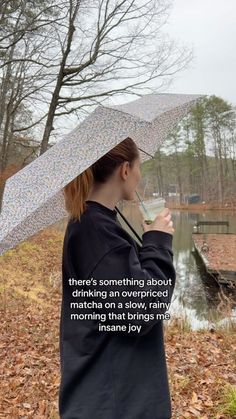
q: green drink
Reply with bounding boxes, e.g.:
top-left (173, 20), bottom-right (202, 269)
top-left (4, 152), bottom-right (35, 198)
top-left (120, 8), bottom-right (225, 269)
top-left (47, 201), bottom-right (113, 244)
top-left (136, 193), bottom-right (166, 225)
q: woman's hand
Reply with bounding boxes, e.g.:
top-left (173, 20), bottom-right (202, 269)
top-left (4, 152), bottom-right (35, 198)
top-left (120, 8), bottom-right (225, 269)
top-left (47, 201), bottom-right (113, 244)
top-left (141, 207), bottom-right (174, 236)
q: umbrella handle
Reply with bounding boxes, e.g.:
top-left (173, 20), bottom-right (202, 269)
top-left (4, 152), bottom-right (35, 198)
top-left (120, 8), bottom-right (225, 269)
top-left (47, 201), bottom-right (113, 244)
top-left (115, 205), bottom-right (143, 247)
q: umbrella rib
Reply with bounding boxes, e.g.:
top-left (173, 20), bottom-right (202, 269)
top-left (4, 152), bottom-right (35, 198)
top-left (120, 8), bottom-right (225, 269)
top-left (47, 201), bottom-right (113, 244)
top-left (137, 147), bottom-right (155, 159)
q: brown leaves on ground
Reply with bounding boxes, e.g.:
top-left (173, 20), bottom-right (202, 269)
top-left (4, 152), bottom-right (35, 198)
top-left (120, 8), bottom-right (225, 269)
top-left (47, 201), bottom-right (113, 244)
top-left (193, 234), bottom-right (236, 272)
top-left (165, 323), bottom-right (236, 418)
top-left (0, 226), bottom-right (236, 418)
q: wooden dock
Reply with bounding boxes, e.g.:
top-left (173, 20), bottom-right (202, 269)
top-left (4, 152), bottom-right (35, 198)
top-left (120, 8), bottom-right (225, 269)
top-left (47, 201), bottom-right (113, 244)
top-left (192, 233), bottom-right (236, 284)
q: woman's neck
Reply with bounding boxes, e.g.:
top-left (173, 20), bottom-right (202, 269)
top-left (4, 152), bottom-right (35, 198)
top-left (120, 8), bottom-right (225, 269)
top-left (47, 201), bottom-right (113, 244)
top-left (86, 193), bottom-right (119, 211)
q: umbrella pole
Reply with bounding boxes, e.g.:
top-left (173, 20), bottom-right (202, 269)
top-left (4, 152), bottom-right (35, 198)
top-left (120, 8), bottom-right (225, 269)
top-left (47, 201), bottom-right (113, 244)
top-left (115, 205), bottom-right (143, 246)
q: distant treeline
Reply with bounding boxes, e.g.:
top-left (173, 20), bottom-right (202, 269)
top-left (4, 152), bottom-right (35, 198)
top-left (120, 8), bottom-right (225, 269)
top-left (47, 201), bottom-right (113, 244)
top-left (141, 95), bottom-right (236, 205)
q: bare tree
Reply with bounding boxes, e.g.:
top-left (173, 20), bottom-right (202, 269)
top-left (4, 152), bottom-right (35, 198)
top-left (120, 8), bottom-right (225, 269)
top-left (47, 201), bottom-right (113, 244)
top-left (228, 123), bottom-right (236, 181)
top-left (40, 0), bottom-right (192, 153)
top-left (0, 0), bottom-right (64, 209)
top-left (0, 0), bottom-right (192, 212)
top-left (205, 96), bottom-right (234, 204)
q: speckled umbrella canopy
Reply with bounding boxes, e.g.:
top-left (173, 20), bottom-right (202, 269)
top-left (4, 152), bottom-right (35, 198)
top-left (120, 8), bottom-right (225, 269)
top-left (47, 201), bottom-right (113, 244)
top-left (0, 93), bottom-right (202, 256)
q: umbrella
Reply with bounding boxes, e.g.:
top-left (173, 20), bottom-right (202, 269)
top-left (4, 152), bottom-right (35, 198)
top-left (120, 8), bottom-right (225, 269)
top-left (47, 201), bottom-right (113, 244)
top-left (0, 93), bottom-right (202, 256)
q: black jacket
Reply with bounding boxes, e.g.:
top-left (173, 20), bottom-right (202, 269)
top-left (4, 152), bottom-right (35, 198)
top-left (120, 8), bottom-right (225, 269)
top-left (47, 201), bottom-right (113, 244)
top-left (59, 200), bottom-right (176, 419)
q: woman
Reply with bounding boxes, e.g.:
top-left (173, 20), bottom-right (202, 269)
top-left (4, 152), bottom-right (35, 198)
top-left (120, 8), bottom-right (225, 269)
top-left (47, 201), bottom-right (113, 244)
top-left (59, 137), bottom-right (176, 419)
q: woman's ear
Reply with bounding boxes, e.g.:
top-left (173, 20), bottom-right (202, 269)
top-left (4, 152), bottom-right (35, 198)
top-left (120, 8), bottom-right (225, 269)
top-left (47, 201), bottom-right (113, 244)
top-left (120, 161), bottom-right (130, 180)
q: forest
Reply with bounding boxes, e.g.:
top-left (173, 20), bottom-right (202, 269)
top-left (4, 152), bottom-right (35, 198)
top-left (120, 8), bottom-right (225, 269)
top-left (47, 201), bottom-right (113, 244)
top-left (141, 96), bottom-right (236, 205)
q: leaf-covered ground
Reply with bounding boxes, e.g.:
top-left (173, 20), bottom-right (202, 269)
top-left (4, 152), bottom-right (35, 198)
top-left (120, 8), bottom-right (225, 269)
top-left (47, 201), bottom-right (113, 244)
top-left (193, 234), bottom-right (236, 273)
top-left (0, 227), bottom-right (235, 418)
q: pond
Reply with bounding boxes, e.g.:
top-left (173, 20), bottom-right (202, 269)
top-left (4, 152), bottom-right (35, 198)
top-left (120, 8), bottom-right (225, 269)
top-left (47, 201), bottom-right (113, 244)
top-left (55, 201), bottom-right (236, 330)
top-left (119, 202), bottom-right (236, 330)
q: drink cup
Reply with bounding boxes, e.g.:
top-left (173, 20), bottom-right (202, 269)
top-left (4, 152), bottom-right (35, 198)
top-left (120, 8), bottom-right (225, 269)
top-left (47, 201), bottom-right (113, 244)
top-left (139, 197), bottom-right (166, 224)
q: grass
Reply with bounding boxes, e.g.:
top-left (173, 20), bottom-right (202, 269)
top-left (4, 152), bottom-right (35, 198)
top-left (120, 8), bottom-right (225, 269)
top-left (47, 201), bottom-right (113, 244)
top-left (166, 314), bottom-right (192, 333)
top-left (217, 384), bottom-right (236, 417)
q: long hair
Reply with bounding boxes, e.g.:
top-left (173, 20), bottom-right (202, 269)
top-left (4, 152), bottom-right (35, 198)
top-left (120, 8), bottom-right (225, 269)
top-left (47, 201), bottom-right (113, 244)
top-left (63, 137), bottom-right (139, 221)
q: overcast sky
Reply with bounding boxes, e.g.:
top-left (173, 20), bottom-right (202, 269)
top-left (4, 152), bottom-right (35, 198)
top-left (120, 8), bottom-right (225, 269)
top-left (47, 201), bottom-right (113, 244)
top-left (51, 0), bottom-right (236, 140)
top-left (165, 0), bottom-right (236, 106)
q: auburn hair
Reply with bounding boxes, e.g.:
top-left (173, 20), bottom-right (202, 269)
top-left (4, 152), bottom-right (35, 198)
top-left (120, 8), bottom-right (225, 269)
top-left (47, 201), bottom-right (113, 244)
top-left (63, 137), bottom-right (139, 221)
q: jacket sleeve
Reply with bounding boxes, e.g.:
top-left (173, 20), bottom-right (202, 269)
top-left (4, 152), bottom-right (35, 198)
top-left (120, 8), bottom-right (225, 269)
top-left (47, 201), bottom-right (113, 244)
top-left (87, 229), bottom-right (176, 337)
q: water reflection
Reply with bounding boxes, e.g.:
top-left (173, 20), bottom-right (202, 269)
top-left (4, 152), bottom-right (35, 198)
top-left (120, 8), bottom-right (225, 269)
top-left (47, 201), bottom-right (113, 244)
top-left (55, 203), bottom-right (236, 330)
top-left (120, 203), bottom-right (236, 330)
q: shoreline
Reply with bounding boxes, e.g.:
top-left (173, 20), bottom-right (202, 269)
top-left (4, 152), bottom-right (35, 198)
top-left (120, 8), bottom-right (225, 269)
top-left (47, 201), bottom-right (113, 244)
top-left (164, 203), bottom-right (236, 211)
